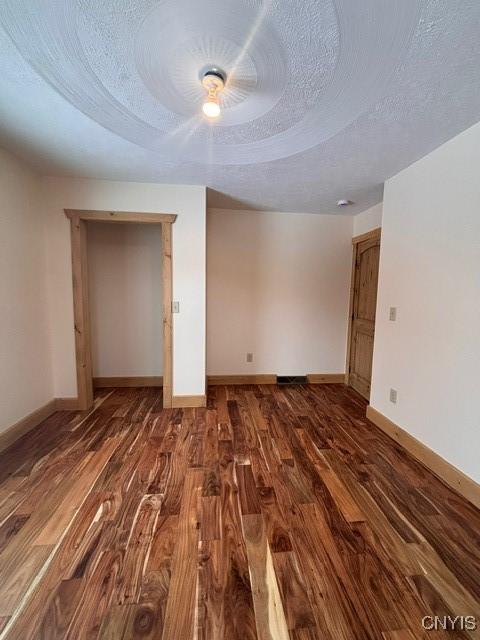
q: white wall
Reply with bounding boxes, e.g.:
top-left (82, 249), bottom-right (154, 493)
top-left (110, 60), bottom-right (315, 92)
top-left (353, 202), bottom-right (383, 236)
top-left (0, 148), bottom-right (53, 432)
top-left (87, 222), bottom-right (162, 377)
top-left (207, 209), bottom-right (353, 376)
top-left (371, 121), bottom-right (480, 483)
top-left (42, 178), bottom-right (206, 398)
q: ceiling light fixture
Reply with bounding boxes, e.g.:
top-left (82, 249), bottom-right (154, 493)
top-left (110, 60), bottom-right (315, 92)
top-left (337, 199), bottom-right (353, 207)
top-left (201, 68), bottom-right (226, 119)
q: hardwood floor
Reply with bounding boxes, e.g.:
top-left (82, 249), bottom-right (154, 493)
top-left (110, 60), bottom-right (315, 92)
top-left (0, 384), bottom-right (479, 639)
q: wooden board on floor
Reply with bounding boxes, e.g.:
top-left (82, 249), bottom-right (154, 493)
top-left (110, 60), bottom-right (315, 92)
top-left (171, 395), bottom-right (207, 408)
top-left (366, 405), bottom-right (480, 510)
top-left (93, 376), bottom-right (163, 388)
top-left (0, 400), bottom-right (56, 453)
top-left (306, 374), bottom-right (345, 384)
top-left (208, 375), bottom-right (277, 385)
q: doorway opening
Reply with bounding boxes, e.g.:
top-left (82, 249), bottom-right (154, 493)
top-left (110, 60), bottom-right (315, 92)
top-left (65, 210), bottom-right (176, 410)
top-left (87, 221), bottom-right (163, 391)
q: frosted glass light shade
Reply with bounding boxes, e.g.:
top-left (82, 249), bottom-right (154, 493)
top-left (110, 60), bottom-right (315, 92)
top-left (202, 100), bottom-right (221, 118)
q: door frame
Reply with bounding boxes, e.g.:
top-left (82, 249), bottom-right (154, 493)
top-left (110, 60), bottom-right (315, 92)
top-left (64, 209), bottom-right (177, 411)
top-left (345, 227), bottom-right (381, 388)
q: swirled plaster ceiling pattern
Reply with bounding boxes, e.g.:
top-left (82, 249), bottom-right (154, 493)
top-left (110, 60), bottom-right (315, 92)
top-left (1, 0), bottom-right (480, 213)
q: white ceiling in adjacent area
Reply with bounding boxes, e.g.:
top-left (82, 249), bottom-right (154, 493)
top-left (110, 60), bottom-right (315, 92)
top-left (0, 0), bottom-right (479, 214)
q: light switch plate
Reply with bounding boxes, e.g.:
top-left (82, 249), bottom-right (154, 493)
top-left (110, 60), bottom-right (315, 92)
top-left (390, 388), bottom-right (397, 403)
top-left (172, 301), bottom-right (180, 313)
top-left (389, 307), bottom-right (397, 321)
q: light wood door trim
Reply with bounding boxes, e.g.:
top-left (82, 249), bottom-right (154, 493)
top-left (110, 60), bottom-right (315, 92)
top-left (345, 242), bottom-right (357, 387)
top-left (70, 215), bottom-right (93, 410)
top-left (66, 209), bottom-right (176, 411)
top-left (352, 226), bottom-right (381, 245)
top-left (162, 221), bottom-right (173, 408)
top-left (65, 210), bottom-right (177, 224)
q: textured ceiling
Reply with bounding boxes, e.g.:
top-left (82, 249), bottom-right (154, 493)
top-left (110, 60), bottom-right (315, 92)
top-left (0, 0), bottom-right (480, 214)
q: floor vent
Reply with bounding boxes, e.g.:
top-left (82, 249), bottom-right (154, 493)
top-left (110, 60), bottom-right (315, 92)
top-left (277, 375), bottom-right (308, 385)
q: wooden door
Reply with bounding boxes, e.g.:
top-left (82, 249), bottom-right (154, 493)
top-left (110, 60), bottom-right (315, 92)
top-left (347, 230), bottom-right (381, 400)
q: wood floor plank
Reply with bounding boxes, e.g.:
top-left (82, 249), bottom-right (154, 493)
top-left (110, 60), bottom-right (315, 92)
top-left (315, 464), bottom-right (366, 523)
top-left (64, 548), bottom-right (122, 639)
top-left (257, 486), bottom-right (292, 553)
top-left (200, 495), bottom-right (221, 541)
top-left (198, 539), bottom-right (225, 640)
top-left (161, 468), bottom-right (202, 640)
top-left (34, 437), bottom-right (121, 546)
top-left (242, 513), bottom-right (289, 640)
top-left (270, 550), bottom-right (316, 633)
top-left (237, 463), bottom-right (261, 515)
top-left (137, 514), bottom-right (178, 638)
top-left (217, 439), bottom-right (258, 640)
top-left (0, 490), bottom-right (27, 527)
top-left (0, 513), bottom-right (29, 555)
top-left (2, 494), bottom-right (114, 639)
top-left (0, 384), bottom-right (479, 640)
top-left (0, 544), bottom-right (54, 618)
top-left (37, 578), bottom-right (83, 640)
top-left (249, 446), bottom-right (273, 489)
top-left (115, 493), bottom-right (161, 605)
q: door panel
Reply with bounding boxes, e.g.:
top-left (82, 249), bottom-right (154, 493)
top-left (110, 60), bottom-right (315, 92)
top-left (349, 323), bottom-right (374, 398)
top-left (348, 233), bottom-right (380, 400)
top-left (355, 240), bottom-right (380, 322)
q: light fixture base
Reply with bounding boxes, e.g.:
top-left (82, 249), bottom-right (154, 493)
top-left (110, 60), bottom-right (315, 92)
top-left (201, 67), bottom-right (226, 92)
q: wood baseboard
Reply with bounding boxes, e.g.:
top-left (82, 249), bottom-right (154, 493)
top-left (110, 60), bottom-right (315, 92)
top-left (208, 374), bottom-right (277, 385)
top-left (307, 373), bottom-right (346, 384)
top-left (208, 374), bottom-right (346, 386)
top-left (55, 397), bottom-right (81, 411)
top-left (93, 376), bottom-right (163, 388)
top-left (172, 395), bottom-right (206, 408)
top-left (0, 400), bottom-right (57, 453)
top-left (366, 405), bottom-right (480, 510)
